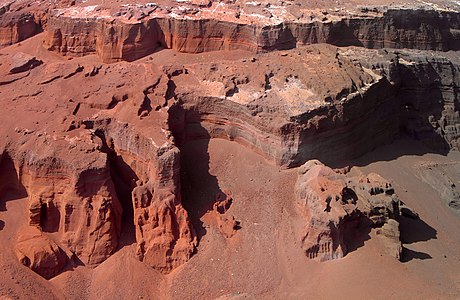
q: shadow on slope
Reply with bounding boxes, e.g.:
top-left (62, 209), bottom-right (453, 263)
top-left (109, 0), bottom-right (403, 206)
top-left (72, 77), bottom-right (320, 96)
top-left (0, 152), bottom-right (28, 212)
top-left (180, 135), bottom-right (225, 244)
top-left (399, 214), bottom-right (437, 262)
top-left (401, 248), bottom-right (433, 262)
top-left (0, 152), bottom-right (28, 230)
top-left (341, 136), bottom-right (450, 169)
top-left (399, 215), bottom-right (437, 245)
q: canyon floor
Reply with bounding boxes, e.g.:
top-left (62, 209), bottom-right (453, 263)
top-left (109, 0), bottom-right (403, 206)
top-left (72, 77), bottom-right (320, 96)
top-left (1, 0), bottom-right (460, 299)
top-left (1, 137), bottom-right (460, 299)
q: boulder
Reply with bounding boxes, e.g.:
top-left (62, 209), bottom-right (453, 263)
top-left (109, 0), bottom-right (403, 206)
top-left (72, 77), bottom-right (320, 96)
top-left (15, 227), bottom-right (68, 279)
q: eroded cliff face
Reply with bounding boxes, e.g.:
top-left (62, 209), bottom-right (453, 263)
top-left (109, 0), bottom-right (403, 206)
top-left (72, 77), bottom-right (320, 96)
top-left (5, 0), bottom-right (457, 63)
top-left (1, 42), bottom-right (459, 278)
top-left (295, 160), bottom-right (401, 260)
top-left (1, 130), bottom-right (123, 266)
top-left (98, 120), bottom-right (197, 273)
top-left (42, 8), bottom-right (460, 62)
top-left (165, 45), bottom-right (399, 167)
top-left (1, 0), bottom-right (460, 282)
top-left (0, 55), bottom-right (196, 277)
top-left (0, 0), bottom-right (45, 47)
top-left (343, 48), bottom-right (460, 153)
top-left (396, 52), bottom-right (460, 150)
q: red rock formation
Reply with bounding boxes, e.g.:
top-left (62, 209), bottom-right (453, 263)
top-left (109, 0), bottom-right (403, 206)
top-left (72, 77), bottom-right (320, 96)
top-left (15, 227), bottom-right (68, 279)
top-left (295, 160), bottom-right (401, 260)
top-left (101, 120), bottom-right (197, 273)
top-left (1, 10), bottom-right (460, 278)
top-left (0, 1), bottom-right (44, 48)
top-left (0, 55), bottom-right (196, 276)
top-left (0, 12), bottom-right (41, 47)
top-left (212, 191), bottom-right (238, 238)
top-left (216, 215), bottom-right (238, 239)
top-left (169, 45), bottom-right (399, 167)
top-left (6, 131), bottom-right (123, 266)
top-left (8, 52), bottom-right (42, 74)
top-left (41, 7), bottom-right (460, 62)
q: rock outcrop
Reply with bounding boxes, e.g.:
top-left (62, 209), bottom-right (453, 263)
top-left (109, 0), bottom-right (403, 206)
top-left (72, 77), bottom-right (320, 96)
top-left (295, 160), bottom-right (401, 260)
top-left (15, 227), bottom-right (68, 279)
top-left (0, 56), bottom-right (196, 276)
top-left (0, 1), bottom-right (43, 47)
top-left (169, 45), bottom-right (399, 167)
top-left (8, 53), bottom-right (42, 74)
top-left (2, 130), bottom-right (123, 268)
top-left (1, 0), bottom-right (460, 279)
top-left (42, 7), bottom-right (460, 63)
top-left (342, 48), bottom-right (460, 153)
top-left (213, 191), bottom-right (239, 238)
top-left (395, 51), bottom-right (460, 150)
top-left (101, 120), bottom-right (197, 273)
top-left (1, 0), bottom-right (452, 62)
top-left (2, 41), bottom-right (459, 278)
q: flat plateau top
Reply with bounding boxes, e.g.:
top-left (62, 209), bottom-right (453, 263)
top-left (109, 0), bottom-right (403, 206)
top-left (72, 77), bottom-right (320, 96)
top-left (2, 0), bottom-right (460, 26)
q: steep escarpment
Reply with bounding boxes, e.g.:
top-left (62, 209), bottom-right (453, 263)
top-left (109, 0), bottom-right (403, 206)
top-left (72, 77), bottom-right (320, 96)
top-left (0, 12), bottom-right (41, 47)
top-left (320, 9), bottom-right (460, 50)
top-left (0, 53), bottom-right (196, 277)
top-left (167, 45), bottom-right (399, 167)
top-left (44, 16), bottom-right (166, 63)
top-left (92, 119), bottom-right (197, 273)
top-left (163, 46), bottom-right (460, 168)
top-left (43, 14), bottom-right (260, 62)
top-left (2, 1), bottom-right (460, 63)
top-left (395, 52), bottom-right (460, 150)
top-left (343, 48), bottom-right (460, 153)
top-left (171, 77), bottom-right (398, 167)
top-left (1, 8), bottom-right (460, 284)
top-left (0, 130), bottom-right (123, 276)
top-left (0, 0), bottom-right (44, 47)
top-left (42, 6), bottom-right (460, 62)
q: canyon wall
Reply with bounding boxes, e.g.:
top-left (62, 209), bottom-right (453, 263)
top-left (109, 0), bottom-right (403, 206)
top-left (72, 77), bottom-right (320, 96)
top-left (0, 12), bottom-right (41, 47)
top-left (2, 134), bottom-right (123, 267)
top-left (0, 57), bottom-right (196, 277)
top-left (42, 9), bottom-right (460, 62)
top-left (174, 78), bottom-right (398, 168)
top-left (168, 46), bottom-right (400, 167)
top-left (169, 47), bottom-right (460, 168)
top-left (101, 120), bottom-right (197, 273)
top-left (0, 118), bottom-right (196, 276)
top-left (43, 15), bottom-right (260, 62)
top-left (395, 52), bottom-right (460, 150)
top-left (1, 0), bottom-right (460, 279)
top-left (351, 48), bottom-right (460, 153)
top-left (0, 1), bottom-right (44, 47)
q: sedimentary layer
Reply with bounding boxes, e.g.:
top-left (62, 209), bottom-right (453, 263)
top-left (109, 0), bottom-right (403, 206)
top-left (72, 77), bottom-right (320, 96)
top-left (43, 7), bottom-right (460, 62)
top-left (2, 1), bottom-right (460, 62)
top-left (1, 0), bottom-right (460, 279)
top-left (0, 55), bottom-right (196, 277)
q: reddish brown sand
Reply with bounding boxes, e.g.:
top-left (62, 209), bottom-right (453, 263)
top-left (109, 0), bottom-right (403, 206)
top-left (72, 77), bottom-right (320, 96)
top-left (1, 137), bottom-right (459, 299)
top-left (1, 1), bottom-right (460, 297)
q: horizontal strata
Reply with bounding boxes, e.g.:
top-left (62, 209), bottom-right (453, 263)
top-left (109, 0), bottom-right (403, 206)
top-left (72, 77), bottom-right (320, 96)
top-left (165, 46), bottom-right (460, 168)
top-left (173, 73), bottom-right (398, 167)
top-left (0, 12), bottom-right (41, 47)
top-left (0, 43), bottom-right (459, 279)
top-left (43, 8), bottom-right (460, 62)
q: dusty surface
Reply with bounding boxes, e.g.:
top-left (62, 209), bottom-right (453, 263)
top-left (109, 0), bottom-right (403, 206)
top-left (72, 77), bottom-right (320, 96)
top-left (1, 0), bottom-right (460, 299)
top-left (3, 139), bottom-right (460, 299)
